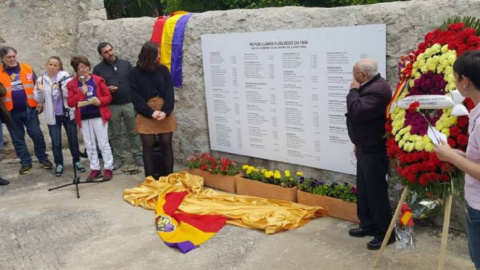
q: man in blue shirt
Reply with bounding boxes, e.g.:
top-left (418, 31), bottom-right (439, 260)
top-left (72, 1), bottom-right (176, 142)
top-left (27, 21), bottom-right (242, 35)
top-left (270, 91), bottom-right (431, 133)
top-left (0, 46), bottom-right (52, 174)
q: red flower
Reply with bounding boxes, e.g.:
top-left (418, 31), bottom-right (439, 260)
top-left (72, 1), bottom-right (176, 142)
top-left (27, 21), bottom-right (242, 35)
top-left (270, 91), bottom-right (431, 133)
top-left (448, 22), bottom-right (465, 31)
top-left (458, 134), bottom-right (469, 146)
top-left (465, 98), bottom-right (475, 111)
top-left (200, 164), bottom-right (208, 170)
top-left (450, 126), bottom-right (462, 137)
top-left (408, 101), bottom-right (420, 112)
top-left (447, 138), bottom-right (456, 148)
top-left (457, 116), bottom-right (469, 128)
top-left (385, 121), bottom-right (393, 132)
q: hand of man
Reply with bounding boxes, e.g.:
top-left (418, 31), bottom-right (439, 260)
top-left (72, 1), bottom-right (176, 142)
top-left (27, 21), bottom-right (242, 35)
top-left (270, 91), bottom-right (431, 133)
top-left (350, 76), bottom-right (361, 90)
top-left (108, 86), bottom-right (118, 93)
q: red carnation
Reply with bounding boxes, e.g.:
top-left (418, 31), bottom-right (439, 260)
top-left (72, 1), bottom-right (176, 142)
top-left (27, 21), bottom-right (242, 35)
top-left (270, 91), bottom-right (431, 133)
top-left (450, 126), bottom-right (462, 137)
top-left (457, 116), bottom-right (469, 128)
top-left (448, 22), bottom-right (465, 31)
top-left (447, 138), bottom-right (457, 148)
top-left (408, 101), bottom-right (420, 112)
top-left (458, 134), bottom-right (469, 146)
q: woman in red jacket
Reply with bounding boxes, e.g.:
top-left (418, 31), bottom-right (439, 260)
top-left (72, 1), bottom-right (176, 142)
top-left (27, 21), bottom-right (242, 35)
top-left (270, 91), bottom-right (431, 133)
top-left (67, 55), bottom-right (113, 181)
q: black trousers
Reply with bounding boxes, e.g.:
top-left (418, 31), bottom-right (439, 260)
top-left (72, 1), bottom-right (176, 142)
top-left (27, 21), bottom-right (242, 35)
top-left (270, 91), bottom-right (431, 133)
top-left (356, 150), bottom-right (392, 239)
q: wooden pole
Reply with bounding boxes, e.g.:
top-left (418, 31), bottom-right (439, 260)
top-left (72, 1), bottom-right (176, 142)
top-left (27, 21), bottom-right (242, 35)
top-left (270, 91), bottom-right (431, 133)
top-left (437, 183), bottom-right (454, 270)
top-left (373, 186), bottom-right (409, 268)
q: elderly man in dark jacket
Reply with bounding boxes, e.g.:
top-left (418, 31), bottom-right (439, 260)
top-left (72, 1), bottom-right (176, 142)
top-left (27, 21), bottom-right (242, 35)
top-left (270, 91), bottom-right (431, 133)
top-left (0, 82), bottom-right (11, 185)
top-left (345, 58), bottom-right (393, 250)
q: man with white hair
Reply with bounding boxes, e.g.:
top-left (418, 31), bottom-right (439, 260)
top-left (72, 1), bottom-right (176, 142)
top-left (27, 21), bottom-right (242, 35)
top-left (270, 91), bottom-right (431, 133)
top-left (345, 58), bottom-right (393, 250)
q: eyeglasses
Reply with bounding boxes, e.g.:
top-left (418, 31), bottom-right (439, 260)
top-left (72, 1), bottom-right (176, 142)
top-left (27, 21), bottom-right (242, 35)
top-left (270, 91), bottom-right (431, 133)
top-left (77, 66), bottom-right (90, 71)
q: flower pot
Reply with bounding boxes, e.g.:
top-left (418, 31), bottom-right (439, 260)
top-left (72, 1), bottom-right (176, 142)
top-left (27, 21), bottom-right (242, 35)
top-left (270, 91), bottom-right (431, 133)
top-left (235, 177), bottom-right (297, 202)
top-left (187, 169), bottom-right (237, 193)
top-left (297, 190), bottom-right (359, 223)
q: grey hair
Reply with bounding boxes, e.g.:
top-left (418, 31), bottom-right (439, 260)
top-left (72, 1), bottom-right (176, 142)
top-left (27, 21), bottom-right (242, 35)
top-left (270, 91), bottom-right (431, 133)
top-left (357, 59), bottom-right (379, 77)
top-left (0, 46), bottom-right (17, 59)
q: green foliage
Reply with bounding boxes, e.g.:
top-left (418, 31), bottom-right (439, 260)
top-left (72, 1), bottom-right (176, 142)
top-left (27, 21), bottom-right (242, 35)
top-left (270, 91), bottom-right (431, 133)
top-left (104, 0), bottom-right (410, 19)
top-left (299, 178), bottom-right (357, 203)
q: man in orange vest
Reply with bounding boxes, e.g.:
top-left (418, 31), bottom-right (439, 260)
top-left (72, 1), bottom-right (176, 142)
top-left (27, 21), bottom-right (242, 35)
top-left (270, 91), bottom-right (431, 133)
top-left (0, 46), bottom-right (52, 174)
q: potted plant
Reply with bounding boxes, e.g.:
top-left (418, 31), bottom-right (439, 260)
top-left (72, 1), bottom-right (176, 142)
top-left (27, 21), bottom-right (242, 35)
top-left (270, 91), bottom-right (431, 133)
top-left (236, 165), bottom-right (302, 202)
top-left (297, 178), bottom-right (359, 223)
top-left (186, 153), bottom-right (239, 193)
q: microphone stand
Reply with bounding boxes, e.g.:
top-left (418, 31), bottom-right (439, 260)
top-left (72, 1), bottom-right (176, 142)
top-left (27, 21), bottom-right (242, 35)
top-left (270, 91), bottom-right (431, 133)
top-left (48, 74), bottom-right (104, 198)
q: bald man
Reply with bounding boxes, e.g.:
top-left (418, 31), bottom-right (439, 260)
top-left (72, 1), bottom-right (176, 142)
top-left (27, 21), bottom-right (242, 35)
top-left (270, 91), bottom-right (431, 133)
top-left (345, 58), bottom-right (393, 250)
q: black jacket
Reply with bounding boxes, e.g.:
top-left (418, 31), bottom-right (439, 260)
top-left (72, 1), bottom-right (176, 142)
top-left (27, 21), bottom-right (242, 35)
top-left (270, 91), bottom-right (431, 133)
top-left (93, 57), bottom-right (133, 105)
top-left (345, 74), bottom-right (392, 153)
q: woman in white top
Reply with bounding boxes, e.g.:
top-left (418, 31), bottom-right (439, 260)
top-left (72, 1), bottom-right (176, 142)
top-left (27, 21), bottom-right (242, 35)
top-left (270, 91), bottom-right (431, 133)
top-left (34, 56), bottom-right (85, 176)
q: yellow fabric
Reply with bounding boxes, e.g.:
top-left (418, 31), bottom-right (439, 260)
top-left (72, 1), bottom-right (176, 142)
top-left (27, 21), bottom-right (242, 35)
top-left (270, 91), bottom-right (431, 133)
top-left (160, 12), bottom-right (188, 71)
top-left (124, 171), bottom-right (326, 234)
top-left (0, 63), bottom-right (37, 111)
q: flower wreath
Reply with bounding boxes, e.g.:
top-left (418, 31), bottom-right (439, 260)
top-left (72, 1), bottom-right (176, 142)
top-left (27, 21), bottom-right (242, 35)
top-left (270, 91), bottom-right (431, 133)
top-left (386, 17), bottom-right (480, 195)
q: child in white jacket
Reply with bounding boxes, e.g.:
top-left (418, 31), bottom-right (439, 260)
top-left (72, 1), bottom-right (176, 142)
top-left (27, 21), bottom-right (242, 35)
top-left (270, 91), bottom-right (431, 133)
top-left (34, 56), bottom-right (85, 176)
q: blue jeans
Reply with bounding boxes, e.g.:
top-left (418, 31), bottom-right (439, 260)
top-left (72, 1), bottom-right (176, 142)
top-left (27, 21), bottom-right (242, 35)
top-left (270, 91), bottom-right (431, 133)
top-left (467, 204), bottom-right (480, 270)
top-left (6, 107), bottom-right (48, 166)
top-left (47, 115), bottom-right (80, 166)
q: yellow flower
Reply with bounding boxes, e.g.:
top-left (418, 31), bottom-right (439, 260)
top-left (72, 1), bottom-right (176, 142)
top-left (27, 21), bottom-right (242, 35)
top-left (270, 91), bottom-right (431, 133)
top-left (242, 164), bottom-right (249, 170)
top-left (253, 168), bottom-right (259, 173)
top-left (274, 170), bottom-right (281, 179)
top-left (246, 168), bottom-right (253, 175)
top-left (284, 170), bottom-right (291, 177)
top-left (435, 121), bottom-right (444, 131)
top-left (441, 44), bottom-right (449, 53)
top-left (296, 171), bottom-right (303, 177)
top-left (425, 143), bottom-right (434, 152)
top-left (415, 141), bottom-right (424, 151)
top-left (265, 171), bottom-right (273, 179)
top-left (261, 168), bottom-right (267, 174)
top-left (441, 128), bottom-right (450, 136)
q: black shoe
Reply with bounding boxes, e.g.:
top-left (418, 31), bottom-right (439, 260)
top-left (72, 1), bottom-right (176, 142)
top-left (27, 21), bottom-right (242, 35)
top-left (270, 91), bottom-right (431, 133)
top-left (19, 164), bottom-right (33, 175)
top-left (80, 149), bottom-right (88, 158)
top-left (40, 159), bottom-right (53, 169)
top-left (367, 235), bottom-right (395, 250)
top-left (0, 177), bottom-right (9, 185)
top-left (349, 227), bottom-right (376, 237)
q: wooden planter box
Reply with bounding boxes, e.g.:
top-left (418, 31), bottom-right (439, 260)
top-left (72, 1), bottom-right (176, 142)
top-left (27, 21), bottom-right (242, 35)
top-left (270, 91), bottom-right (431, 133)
top-left (235, 177), bottom-right (297, 202)
top-left (187, 169), bottom-right (237, 193)
top-left (297, 190), bottom-right (359, 223)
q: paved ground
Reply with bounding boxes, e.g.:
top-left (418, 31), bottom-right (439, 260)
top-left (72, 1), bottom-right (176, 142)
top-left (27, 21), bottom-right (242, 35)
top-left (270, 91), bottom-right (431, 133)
top-left (0, 152), bottom-right (476, 270)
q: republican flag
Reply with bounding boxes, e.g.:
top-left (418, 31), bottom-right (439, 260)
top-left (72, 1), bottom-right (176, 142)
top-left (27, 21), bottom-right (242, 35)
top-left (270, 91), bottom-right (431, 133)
top-left (155, 191), bottom-right (227, 253)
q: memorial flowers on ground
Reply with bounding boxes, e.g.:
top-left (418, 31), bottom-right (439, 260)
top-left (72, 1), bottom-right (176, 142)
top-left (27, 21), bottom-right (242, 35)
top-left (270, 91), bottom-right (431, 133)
top-left (187, 153), bottom-right (239, 176)
top-left (298, 178), bottom-right (357, 203)
top-left (241, 165), bottom-right (302, 188)
top-left (386, 16), bottom-right (480, 195)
